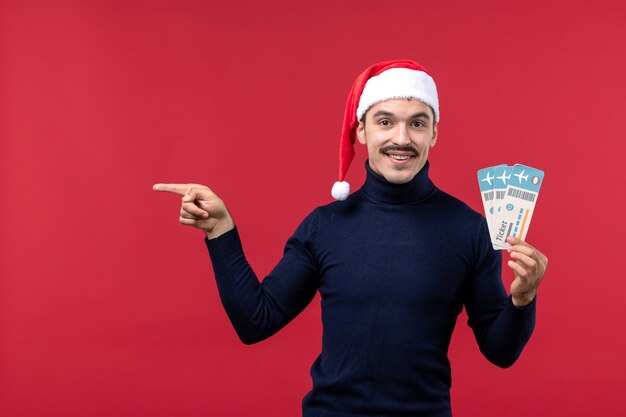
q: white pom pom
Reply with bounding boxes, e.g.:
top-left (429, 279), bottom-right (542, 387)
top-left (331, 181), bottom-right (350, 201)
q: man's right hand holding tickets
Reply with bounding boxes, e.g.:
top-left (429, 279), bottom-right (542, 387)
top-left (153, 183), bottom-right (235, 239)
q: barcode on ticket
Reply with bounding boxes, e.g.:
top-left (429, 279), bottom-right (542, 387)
top-left (507, 187), bottom-right (536, 202)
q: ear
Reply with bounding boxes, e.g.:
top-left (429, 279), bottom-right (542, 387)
top-left (430, 123), bottom-right (438, 148)
top-left (356, 121), bottom-right (366, 144)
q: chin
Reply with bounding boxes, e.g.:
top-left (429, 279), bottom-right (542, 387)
top-left (384, 172), bottom-right (416, 184)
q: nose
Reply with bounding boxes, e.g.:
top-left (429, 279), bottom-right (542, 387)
top-left (392, 124), bottom-right (411, 146)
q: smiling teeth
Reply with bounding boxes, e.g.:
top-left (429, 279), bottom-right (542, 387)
top-left (390, 155), bottom-right (410, 160)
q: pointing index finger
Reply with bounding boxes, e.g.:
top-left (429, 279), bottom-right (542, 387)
top-left (152, 183), bottom-right (191, 195)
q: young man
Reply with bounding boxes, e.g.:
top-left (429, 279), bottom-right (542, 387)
top-left (154, 60), bottom-right (548, 417)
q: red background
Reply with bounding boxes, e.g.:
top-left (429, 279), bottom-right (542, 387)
top-left (1, 1), bottom-right (625, 416)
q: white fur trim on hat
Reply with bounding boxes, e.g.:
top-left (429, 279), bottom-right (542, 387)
top-left (356, 67), bottom-right (439, 122)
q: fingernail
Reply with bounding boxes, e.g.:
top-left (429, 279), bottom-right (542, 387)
top-left (182, 195), bottom-right (191, 202)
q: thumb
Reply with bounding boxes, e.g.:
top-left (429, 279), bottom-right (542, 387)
top-left (183, 186), bottom-right (215, 203)
top-left (182, 187), bottom-right (198, 202)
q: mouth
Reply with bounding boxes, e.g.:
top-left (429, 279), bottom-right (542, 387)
top-left (387, 154), bottom-right (413, 161)
top-left (381, 146), bottom-right (418, 163)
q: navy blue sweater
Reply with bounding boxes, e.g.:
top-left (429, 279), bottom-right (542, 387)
top-left (205, 161), bottom-right (535, 417)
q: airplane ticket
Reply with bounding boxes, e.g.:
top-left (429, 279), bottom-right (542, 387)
top-left (477, 163), bottom-right (544, 250)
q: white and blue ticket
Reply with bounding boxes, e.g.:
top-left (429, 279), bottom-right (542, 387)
top-left (477, 164), bottom-right (544, 250)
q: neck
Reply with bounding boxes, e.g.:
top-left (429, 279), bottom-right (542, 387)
top-left (360, 160), bottom-right (436, 204)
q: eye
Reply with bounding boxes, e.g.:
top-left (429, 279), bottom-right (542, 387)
top-left (411, 120), bottom-right (425, 128)
top-left (378, 119), bottom-right (391, 126)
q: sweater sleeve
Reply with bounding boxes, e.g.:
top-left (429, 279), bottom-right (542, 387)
top-left (204, 211), bottom-right (320, 345)
top-left (463, 217), bottom-right (536, 368)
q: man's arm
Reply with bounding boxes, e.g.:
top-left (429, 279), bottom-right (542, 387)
top-left (206, 220), bottom-right (319, 344)
top-left (464, 219), bottom-right (548, 368)
top-left (153, 183), bottom-right (319, 344)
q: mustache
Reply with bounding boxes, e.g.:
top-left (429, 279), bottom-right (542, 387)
top-left (380, 145), bottom-right (419, 155)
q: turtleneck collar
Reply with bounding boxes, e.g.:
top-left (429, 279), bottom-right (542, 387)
top-left (360, 160), bottom-right (437, 205)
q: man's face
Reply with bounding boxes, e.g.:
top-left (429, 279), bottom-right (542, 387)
top-left (357, 98), bottom-right (438, 184)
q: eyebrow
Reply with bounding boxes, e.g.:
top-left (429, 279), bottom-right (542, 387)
top-left (371, 110), bottom-right (432, 120)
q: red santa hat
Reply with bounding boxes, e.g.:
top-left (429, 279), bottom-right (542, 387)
top-left (331, 59), bottom-right (440, 200)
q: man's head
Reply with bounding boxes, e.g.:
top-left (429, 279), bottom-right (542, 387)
top-left (331, 60), bottom-right (440, 200)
